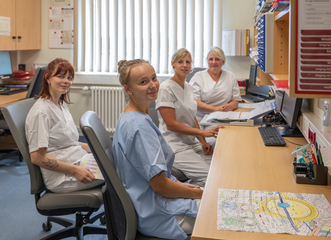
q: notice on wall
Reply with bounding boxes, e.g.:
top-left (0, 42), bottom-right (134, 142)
top-left (0, 16), bottom-right (10, 36)
top-left (49, 0), bottom-right (74, 49)
top-left (296, 0), bottom-right (331, 94)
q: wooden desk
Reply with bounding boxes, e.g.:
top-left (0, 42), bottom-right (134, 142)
top-left (192, 125), bottom-right (331, 240)
top-left (0, 91), bottom-right (27, 108)
top-left (0, 91), bottom-right (27, 149)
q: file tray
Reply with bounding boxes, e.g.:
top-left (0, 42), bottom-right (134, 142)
top-left (293, 161), bottom-right (328, 185)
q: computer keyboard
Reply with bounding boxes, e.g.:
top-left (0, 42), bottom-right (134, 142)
top-left (0, 88), bottom-right (27, 95)
top-left (241, 95), bottom-right (265, 103)
top-left (258, 127), bottom-right (286, 146)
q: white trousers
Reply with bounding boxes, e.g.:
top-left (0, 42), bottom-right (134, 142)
top-left (50, 179), bottom-right (105, 193)
top-left (174, 144), bottom-right (212, 187)
top-left (175, 199), bottom-right (201, 235)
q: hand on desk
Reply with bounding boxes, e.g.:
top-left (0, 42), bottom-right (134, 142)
top-left (202, 125), bottom-right (224, 138)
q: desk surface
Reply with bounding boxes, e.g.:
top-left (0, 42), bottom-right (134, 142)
top-left (192, 124), bottom-right (331, 240)
top-left (0, 91), bottom-right (27, 108)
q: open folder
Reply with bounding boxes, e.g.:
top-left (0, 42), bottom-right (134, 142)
top-left (205, 100), bottom-right (277, 123)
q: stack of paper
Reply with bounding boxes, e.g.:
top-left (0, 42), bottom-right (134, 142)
top-left (206, 100), bottom-right (277, 123)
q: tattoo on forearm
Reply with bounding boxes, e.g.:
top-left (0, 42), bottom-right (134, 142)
top-left (42, 158), bottom-right (59, 169)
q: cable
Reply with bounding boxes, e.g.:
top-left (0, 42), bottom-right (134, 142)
top-left (284, 138), bottom-right (303, 146)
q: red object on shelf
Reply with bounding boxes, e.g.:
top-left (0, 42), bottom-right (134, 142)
top-left (271, 80), bottom-right (289, 89)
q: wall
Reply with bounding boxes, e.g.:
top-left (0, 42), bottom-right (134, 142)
top-left (222, 0), bottom-right (256, 79)
top-left (14, 0), bottom-right (258, 128)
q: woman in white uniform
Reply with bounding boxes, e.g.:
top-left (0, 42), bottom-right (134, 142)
top-left (189, 46), bottom-right (242, 147)
top-left (189, 46), bottom-right (242, 122)
top-left (156, 48), bottom-right (223, 187)
top-left (25, 58), bottom-right (104, 193)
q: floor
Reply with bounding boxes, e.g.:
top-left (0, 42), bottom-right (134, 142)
top-left (0, 153), bottom-right (107, 240)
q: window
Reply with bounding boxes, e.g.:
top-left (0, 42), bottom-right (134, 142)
top-left (74, 0), bottom-right (222, 83)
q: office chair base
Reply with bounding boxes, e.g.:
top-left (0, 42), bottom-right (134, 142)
top-left (40, 213), bottom-right (107, 240)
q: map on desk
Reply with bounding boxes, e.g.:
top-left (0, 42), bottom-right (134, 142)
top-left (217, 189), bottom-right (331, 237)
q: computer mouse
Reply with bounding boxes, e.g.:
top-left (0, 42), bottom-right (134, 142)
top-left (261, 123), bottom-right (271, 128)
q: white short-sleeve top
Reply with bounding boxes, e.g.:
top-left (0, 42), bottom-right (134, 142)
top-left (155, 79), bottom-right (200, 153)
top-left (189, 70), bottom-right (242, 121)
top-left (25, 98), bottom-right (87, 190)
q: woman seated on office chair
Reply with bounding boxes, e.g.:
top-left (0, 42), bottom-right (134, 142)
top-left (189, 46), bottom-right (241, 147)
top-left (112, 59), bottom-right (202, 240)
top-left (155, 48), bottom-right (223, 188)
top-left (25, 58), bottom-right (104, 193)
top-left (189, 46), bottom-right (242, 122)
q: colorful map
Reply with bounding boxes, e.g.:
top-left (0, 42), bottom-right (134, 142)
top-left (217, 189), bottom-right (331, 237)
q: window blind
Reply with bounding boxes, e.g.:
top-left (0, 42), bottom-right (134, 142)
top-left (74, 0), bottom-right (223, 75)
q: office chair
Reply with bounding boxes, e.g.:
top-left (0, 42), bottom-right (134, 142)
top-left (80, 111), bottom-right (191, 240)
top-left (186, 67), bottom-right (207, 83)
top-left (26, 67), bottom-right (46, 99)
top-left (1, 99), bottom-right (107, 240)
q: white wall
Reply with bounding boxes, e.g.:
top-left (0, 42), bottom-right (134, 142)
top-left (222, 0), bottom-right (256, 79)
top-left (14, 0), bottom-right (257, 127)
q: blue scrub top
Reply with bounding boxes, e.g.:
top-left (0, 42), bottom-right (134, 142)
top-left (112, 111), bottom-right (197, 240)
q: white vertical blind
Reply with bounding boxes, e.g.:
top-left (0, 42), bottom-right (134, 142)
top-left (74, 0), bottom-right (223, 74)
top-left (94, 0), bottom-right (101, 72)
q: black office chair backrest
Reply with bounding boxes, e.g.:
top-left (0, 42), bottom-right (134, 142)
top-left (1, 98), bottom-right (46, 195)
top-left (80, 111), bottom-right (137, 240)
top-left (186, 67), bottom-right (206, 83)
top-left (26, 67), bottom-right (46, 99)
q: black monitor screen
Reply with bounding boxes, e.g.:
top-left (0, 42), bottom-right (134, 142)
top-left (246, 65), bottom-right (270, 98)
top-left (0, 51), bottom-right (12, 78)
top-left (280, 92), bottom-right (303, 129)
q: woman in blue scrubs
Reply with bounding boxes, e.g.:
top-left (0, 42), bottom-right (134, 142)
top-left (112, 59), bottom-right (202, 240)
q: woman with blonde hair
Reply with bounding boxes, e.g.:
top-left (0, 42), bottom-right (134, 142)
top-left (112, 59), bottom-right (202, 240)
top-left (156, 48), bottom-right (223, 187)
top-left (189, 46), bottom-right (241, 122)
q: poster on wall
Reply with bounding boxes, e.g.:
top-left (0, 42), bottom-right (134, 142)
top-left (296, 0), bottom-right (331, 94)
top-left (49, 0), bottom-right (74, 49)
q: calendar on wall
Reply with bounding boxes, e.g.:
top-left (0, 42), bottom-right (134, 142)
top-left (49, 0), bottom-right (74, 49)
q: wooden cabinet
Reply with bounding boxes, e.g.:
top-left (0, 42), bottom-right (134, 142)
top-left (254, 0), bottom-right (331, 99)
top-left (0, 0), bottom-right (41, 51)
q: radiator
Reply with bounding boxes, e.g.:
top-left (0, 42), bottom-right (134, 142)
top-left (90, 86), bottom-right (126, 134)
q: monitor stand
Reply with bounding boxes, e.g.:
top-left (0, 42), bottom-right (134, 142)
top-left (276, 126), bottom-right (303, 138)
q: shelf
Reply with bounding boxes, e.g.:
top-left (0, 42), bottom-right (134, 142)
top-left (275, 8), bottom-right (289, 21)
top-left (270, 74), bottom-right (288, 81)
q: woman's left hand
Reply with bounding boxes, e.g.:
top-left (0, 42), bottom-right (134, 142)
top-left (202, 142), bottom-right (213, 155)
top-left (220, 103), bottom-right (233, 112)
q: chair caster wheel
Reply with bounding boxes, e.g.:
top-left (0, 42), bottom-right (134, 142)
top-left (42, 222), bottom-right (52, 232)
top-left (100, 215), bottom-right (106, 225)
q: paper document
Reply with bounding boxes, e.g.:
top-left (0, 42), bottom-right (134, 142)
top-left (79, 154), bottom-right (104, 180)
top-left (206, 101), bottom-right (276, 123)
top-left (217, 189), bottom-right (331, 237)
top-left (238, 100), bottom-right (276, 109)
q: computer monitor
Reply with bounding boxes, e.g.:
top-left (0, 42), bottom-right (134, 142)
top-left (246, 65), bottom-right (271, 98)
top-left (277, 91), bottom-right (303, 137)
top-left (26, 67), bottom-right (46, 98)
top-left (0, 51), bottom-right (13, 79)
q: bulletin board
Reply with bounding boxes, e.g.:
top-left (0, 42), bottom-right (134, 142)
top-left (49, 0), bottom-right (74, 49)
top-left (295, 0), bottom-right (331, 94)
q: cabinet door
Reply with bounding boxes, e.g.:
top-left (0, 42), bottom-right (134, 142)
top-left (0, 0), bottom-right (16, 51)
top-left (15, 0), bottom-right (41, 50)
